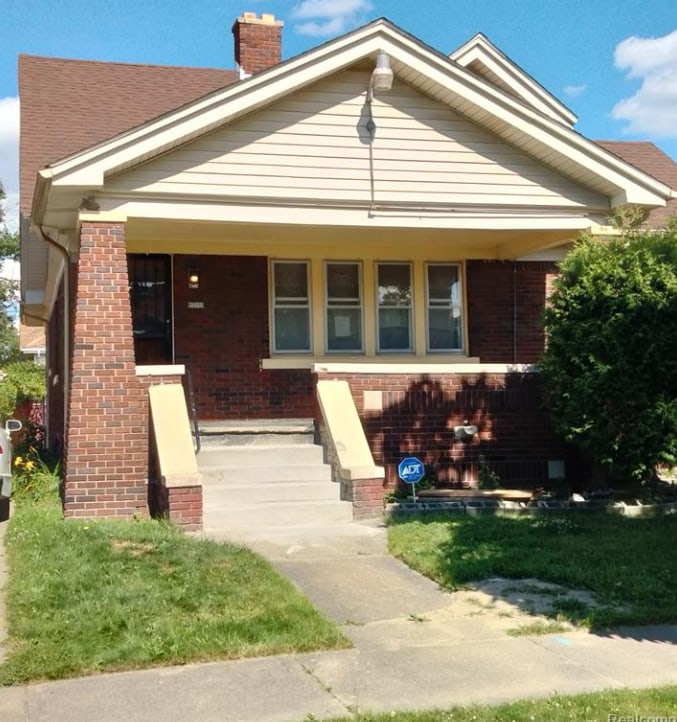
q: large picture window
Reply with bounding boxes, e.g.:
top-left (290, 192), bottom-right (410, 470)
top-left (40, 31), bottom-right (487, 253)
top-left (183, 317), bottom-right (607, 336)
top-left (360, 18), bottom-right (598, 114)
top-left (272, 261), bottom-right (311, 352)
top-left (326, 262), bottom-right (363, 352)
top-left (426, 263), bottom-right (463, 351)
top-left (377, 263), bottom-right (412, 352)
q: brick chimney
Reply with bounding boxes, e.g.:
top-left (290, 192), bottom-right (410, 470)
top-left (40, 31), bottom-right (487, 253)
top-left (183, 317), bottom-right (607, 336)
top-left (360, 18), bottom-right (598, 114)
top-left (232, 12), bottom-right (284, 77)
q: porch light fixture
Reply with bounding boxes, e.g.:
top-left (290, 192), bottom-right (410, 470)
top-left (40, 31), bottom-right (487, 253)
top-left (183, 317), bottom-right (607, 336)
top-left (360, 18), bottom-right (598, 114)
top-left (367, 50), bottom-right (394, 102)
top-left (188, 267), bottom-right (200, 289)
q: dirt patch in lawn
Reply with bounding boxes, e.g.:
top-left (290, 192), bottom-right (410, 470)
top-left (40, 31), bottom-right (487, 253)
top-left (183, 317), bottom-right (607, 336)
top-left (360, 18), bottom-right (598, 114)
top-left (425, 577), bottom-right (618, 635)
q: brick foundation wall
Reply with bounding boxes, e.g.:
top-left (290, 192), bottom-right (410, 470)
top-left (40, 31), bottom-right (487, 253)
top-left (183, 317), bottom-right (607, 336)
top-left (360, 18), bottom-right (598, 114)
top-left (467, 261), bottom-right (557, 363)
top-left (173, 254), bottom-right (315, 419)
top-left (315, 371), bottom-right (584, 490)
top-left (63, 222), bottom-right (148, 519)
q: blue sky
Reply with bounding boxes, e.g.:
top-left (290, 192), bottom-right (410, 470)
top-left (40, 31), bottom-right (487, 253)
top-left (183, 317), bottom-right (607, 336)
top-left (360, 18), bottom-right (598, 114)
top-left (2, 0), bottom-right (677, 229)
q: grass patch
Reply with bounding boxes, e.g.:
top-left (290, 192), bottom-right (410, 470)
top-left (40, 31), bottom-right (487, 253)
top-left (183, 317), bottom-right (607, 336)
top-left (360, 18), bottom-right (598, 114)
top-left (0, 481), bottom-right (348, 684)
top-left (316, 685), bottom-right (677, 721)
top-left (506, 619), bottom-right (571, 637)
top-left (387, 511), bottom-right (677, 627)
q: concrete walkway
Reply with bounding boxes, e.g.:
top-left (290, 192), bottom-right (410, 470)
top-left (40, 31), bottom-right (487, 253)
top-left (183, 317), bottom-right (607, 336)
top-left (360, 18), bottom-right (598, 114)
top-left (2, 515), bottom-right (677, 722)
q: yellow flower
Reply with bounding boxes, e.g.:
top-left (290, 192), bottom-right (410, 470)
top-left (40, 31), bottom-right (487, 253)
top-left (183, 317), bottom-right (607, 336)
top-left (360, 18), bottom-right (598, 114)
top-left (13, 456), bottom-right (23, 468)
top-left (25, 460), bottom-right (35, 471)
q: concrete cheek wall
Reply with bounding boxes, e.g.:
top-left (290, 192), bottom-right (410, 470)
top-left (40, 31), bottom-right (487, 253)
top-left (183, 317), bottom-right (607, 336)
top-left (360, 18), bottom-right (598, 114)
top-left (173, 254), bottom-right (315, 419)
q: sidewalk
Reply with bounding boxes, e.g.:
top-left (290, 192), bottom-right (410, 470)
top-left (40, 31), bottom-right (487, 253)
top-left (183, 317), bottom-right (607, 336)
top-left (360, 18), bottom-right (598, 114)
top-left (2, 517), bottom-right (677, 722)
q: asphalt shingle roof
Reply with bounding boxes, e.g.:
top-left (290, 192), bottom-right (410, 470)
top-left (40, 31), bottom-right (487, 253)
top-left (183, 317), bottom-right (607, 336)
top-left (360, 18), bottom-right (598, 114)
top-left (596, 140), bottom-right (677, 227)
top-left (18, 55), bottom-right (238, 213)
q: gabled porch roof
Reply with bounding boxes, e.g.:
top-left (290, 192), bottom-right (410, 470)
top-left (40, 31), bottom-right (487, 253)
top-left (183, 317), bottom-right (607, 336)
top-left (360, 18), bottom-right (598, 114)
top-left (34, 18), bottom-right (670, 228)
top-left (21, 17), bottom-right (673, 323)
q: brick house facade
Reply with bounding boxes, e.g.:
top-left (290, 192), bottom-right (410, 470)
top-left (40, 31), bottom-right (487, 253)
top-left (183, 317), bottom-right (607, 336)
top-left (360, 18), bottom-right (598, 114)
top-left (19, 14), bottom-right (674, 524)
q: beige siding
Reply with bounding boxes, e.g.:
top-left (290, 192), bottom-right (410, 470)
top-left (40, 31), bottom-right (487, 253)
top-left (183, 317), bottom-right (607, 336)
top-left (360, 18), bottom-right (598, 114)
top-left (107, 70), bottom-right (607, 209)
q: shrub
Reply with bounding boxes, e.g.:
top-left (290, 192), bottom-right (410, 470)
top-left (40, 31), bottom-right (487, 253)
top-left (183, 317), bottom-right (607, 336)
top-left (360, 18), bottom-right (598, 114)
top-left (541, 227), bottom-right (677, 482)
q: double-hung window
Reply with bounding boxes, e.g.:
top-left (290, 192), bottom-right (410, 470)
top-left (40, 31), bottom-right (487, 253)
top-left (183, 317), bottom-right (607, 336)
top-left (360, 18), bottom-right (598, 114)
top-left (426, 263), bottom-right (463, 351)
top-left (326, 262), bottom-right (363, 352)
top-left (377, 263), bottom-right (412, 352)
top-left (272, 261), bottom-right (310, 352)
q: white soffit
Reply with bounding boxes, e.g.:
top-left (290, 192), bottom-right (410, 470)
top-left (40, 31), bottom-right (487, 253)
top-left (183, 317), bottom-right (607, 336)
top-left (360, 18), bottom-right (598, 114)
top-left (36, 19), bottom-right (670, 223)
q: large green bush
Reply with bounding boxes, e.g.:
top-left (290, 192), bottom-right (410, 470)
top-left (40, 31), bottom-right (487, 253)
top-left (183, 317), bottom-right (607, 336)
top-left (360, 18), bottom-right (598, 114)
top-left (541, 227), bottom-right (677, 482)
top-left (0, 360), bottom-right (46, 421)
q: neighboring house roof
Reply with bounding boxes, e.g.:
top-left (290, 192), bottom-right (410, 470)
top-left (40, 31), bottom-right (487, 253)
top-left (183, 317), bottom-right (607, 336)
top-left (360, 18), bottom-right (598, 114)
top-left (19, 323), bottom-right (45, 354)
top-left (18, 55), bottom-right (238, 213)
top-left (596, 141), bottom-right (677, 227)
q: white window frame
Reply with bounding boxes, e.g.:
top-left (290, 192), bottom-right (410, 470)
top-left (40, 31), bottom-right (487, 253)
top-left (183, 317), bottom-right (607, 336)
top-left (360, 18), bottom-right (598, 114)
top-left (425, 262), bottom-right (464, 353)
top-left (271, 260), bottom-right (311, 354)
top-left (325, 261), bottom-right (364, 354)
top-left (376, 262), bottom-right (413, 353)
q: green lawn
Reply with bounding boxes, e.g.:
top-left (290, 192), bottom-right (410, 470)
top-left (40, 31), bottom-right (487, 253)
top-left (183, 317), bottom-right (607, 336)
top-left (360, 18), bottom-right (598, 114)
top-left (0, 499), bottom-right (348, 684)
top-left (387, 511), bottom-right (677, 627)
top-left (317, 685), bottom-right (677, 722)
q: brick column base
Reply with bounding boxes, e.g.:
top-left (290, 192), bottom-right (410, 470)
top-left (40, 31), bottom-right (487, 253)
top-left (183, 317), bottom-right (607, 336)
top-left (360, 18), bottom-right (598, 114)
top-left (351, 477), bottom-right (385, 520)
top-left (152, 483), bottom-right (203, 532)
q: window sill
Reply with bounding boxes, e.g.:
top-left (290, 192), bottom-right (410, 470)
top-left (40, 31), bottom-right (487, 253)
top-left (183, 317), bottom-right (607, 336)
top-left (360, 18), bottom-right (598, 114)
top-left (135, 364), bottom-right (186, 377)
top-left (261, 357), bottom-right (536, 373)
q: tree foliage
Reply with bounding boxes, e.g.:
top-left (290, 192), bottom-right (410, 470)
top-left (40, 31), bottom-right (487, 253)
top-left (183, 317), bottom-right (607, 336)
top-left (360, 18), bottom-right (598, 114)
top-left (541, 226), bottom-right (677, 482)
top-left (0, 181), bottom-right (19, 364)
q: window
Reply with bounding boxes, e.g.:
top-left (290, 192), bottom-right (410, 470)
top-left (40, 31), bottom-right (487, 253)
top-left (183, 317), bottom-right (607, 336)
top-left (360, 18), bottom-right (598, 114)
top-left (377, 263), bottom-right (412, 352)
top-left (426, 263), bottom-right (463, 351)
top-left (272, 261), bottom-right (311, 352)
top-left (326, 262), bottom-right (363, 352)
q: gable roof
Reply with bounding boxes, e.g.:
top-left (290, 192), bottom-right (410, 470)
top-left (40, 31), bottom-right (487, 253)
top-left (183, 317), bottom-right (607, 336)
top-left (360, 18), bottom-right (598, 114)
top-left (596, 141), bottom-right (677, 227)
top-left (19, 55), bottom-right (238, 214)
top-left (449, 33), bottom-right (577, 127)
top-left (30, 17), bottom-right (671, 233)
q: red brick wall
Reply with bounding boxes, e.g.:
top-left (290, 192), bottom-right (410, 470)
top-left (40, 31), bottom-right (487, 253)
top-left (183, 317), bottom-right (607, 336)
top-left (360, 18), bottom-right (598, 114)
top-left (63, 222), bottom-right (148, 519)
top-left (46, 278), bottom-right (65, 454)
top-left (467, 261), bottom-right (556, 363)
top-left (173, 254), bottom-right (315, 419)
top-left (153, 484), bottom-right (202, 532)
top-left (315, 371), bottom-right (583, 489)
top-left (232, 16), bottom-right (282, 75)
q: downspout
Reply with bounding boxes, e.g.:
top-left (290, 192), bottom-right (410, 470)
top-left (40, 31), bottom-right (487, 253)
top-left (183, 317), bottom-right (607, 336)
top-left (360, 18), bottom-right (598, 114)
top-left (38, 226), bottom-right (70, 444)
top-left (512, 263), bottom-right (517, 364)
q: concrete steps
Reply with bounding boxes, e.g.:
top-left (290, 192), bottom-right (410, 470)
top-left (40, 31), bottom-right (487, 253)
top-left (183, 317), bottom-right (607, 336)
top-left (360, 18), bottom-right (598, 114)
top-left (197, 419), bottom-right (353, 534)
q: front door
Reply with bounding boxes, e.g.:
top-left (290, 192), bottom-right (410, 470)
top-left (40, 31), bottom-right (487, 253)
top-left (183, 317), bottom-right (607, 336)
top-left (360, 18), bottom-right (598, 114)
top-left (128, 254), bottom-right (173, 364)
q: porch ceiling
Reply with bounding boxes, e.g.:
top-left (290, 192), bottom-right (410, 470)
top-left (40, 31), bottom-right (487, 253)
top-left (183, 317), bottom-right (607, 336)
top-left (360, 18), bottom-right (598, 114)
top-left (125, 218), bottom-right (579, 259)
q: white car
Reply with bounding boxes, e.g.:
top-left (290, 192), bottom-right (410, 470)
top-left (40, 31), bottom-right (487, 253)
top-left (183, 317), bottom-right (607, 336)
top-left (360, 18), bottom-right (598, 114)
top-left (0, 420), bottom-right (23, 498)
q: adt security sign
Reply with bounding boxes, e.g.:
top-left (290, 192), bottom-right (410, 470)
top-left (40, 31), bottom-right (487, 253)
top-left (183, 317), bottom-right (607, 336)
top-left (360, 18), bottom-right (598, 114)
top-left (398, 457), bottom-right (425, 484)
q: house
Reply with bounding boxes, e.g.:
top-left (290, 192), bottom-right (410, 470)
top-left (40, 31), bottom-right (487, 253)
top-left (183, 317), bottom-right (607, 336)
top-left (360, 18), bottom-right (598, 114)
top-left (19, 13), bottom-right (675, 526)
top-left (19, 324), bottom-right (46, 363)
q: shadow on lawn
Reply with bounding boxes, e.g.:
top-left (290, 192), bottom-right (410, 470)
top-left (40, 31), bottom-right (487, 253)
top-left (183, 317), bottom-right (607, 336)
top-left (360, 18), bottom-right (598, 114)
top-left (389, 510), bottom-right (677, 639)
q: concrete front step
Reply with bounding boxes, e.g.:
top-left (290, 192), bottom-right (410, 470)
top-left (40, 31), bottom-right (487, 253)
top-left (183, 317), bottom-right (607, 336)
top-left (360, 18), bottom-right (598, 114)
top-left (197, 444), bottom-right (326, 469)
top-left (203, 499), bottom-right (354, 529)
top-left (197, 419), bottom-right (316, 448)
top-left (200, 464), bottom-right (333, 483)
top-left (202, 480), bottom-right (340, 504)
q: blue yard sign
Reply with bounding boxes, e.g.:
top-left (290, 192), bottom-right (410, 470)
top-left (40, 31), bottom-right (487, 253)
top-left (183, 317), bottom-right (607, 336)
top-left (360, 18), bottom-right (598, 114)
top-left (398, 457), bottom-right (425, 484)
top-left (398, 456), bottom-right (424, 502)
